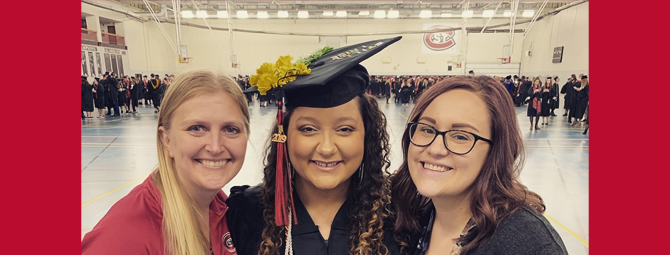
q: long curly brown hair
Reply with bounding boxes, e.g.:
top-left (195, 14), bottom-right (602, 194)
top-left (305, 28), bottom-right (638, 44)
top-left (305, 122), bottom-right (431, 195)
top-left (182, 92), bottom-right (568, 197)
top-left (258, 93), bottom-right (393, 255)
top-left (391, 76), bottom-right (545, 254)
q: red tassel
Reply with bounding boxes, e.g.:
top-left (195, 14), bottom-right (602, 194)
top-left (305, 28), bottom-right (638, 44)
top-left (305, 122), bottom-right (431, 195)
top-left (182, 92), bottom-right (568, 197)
top-left (273, 101), bottom-right (297, 226)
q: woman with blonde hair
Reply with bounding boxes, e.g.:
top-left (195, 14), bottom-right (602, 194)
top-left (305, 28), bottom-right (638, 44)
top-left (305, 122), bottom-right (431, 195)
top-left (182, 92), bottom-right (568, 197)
top-left (82, 69), bottom-right (250, 255)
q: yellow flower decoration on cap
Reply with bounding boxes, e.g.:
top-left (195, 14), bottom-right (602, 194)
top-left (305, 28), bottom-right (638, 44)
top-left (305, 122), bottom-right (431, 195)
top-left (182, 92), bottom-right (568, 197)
top-left (249, 55), bottom-right (312, 95)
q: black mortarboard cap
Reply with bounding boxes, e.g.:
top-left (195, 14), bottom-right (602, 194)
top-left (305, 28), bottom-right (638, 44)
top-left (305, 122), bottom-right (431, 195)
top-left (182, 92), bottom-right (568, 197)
top-left (582, 75), bottom-right (588, 79)
top-left (246, 36), bottom-right (402, 108)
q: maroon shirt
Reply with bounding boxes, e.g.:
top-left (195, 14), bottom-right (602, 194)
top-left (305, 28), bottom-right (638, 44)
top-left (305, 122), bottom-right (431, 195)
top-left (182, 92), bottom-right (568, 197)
top-left (81, 175), bottom-right (237, 255)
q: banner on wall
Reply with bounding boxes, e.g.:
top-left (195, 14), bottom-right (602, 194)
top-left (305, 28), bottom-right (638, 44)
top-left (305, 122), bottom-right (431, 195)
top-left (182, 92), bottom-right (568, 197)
top-left (422, 23), bottom-right (460, 54)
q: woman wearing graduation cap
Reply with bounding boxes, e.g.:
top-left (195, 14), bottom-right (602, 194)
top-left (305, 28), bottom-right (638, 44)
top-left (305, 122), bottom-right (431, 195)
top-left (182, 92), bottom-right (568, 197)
top-left (227, 37), bottom-right (402, 255)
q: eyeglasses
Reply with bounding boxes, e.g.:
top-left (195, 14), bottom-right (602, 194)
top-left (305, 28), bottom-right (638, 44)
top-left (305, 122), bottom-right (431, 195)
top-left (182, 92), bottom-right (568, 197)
top-left (407, 122), bottom-right (492, 155)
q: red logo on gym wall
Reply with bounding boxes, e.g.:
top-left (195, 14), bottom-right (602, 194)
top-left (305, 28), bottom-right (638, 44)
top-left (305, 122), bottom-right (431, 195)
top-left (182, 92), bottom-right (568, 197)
top-left (423, 25), bottom-right (456, 51)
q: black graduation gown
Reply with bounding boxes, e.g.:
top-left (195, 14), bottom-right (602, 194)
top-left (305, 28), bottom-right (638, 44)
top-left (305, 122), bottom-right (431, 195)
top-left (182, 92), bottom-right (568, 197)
top-left (519, 81), bottom-right (531, 104)
top-left (94, 84), bottom-right (105, 109)
top-left (400, 86), bottom-right (413, 104)
top-left (226, 185), bottom-right (400, 255)
top-left (551, 84), bottom-right (560, 109)
top-left (573, 85), bottom-right (589, 119)
top-left (540, 89), bottom-right (552, 117)
top-left (81, 82), bottom-right (94, 112)
top-left (151, 79), bottom-right (162, 107)
top-left (560, 82), bottom-right (576, 110)
top-left (130, 81), bottom-right (140, 107)
top-left (107, 77), bottom-right (119, 106)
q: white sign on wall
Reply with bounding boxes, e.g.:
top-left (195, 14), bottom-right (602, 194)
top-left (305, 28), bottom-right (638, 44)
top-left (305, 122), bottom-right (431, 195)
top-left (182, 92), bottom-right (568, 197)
top-left (422, 23), bottom-right (460, 54)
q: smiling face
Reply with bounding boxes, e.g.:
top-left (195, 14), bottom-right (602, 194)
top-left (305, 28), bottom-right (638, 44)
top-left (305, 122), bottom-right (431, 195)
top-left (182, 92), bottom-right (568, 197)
top-left (287, 97), bottom-right (365, 192)
top-left (408, 89), bottom-right (491, 201)
top-left (159, 91), bottom-right (248, 197)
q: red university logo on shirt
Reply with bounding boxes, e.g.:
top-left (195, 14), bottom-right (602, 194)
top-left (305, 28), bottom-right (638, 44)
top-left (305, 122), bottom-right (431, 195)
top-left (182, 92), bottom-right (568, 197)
top-left (222, 232), bottom-right (236, 253)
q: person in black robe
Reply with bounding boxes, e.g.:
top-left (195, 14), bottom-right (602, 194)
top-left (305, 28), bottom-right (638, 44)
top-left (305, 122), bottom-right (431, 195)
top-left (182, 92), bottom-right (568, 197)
top-left (106, 73), bottom-right (120, 116)
top-left (81, 76), bottom-right (94, 118)
top-left (572, 75), bottom-right (589, 126)
top-left (151, 74), bottom-right (162, 113)
top-left (382, 77), bottom-right (391, 104)
top-left (93, 78), bottom-right (105, 118)
top-left (540, 79), bottom-right (553, 125)
top-left (567, 74), bottom-right (583, 123)
top-left (560, 74), bottom-right (577, 117)
top-left (228, 37), bottom-right (402, 255)
top-left (518, 76), bottom-right (531, 106)
top-left (400, 79), bottom-right (414, 109)
top-left (130, 77), bottom-right (140, 113)
top-left (550, 77), bottom-right (560, 116)
top-left (526, 78), bottom-right (543, 130)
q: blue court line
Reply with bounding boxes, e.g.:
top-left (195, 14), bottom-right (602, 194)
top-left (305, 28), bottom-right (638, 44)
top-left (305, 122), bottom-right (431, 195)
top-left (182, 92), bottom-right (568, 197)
top-left (81, 151), bottom-right (126, 168)
top-left (527, 154), bottom-right (589, 180)
top-left (81, 147), bottom-right (120, 161)
top-left (82, 208), bottom-right (110, 226)
top-left (531, 150), bottom-right (589, 171)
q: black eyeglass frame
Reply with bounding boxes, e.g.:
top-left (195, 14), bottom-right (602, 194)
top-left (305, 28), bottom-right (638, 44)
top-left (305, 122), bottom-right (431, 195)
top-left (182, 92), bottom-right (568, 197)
top-left (407, 122), bottom-right (493, 155)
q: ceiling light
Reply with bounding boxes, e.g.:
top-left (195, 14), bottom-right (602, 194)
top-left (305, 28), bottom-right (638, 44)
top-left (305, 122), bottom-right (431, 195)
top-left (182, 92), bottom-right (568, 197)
top-left (257, 11), bottom-right (269, 19)
top-left (323, 10), bottom-right (334, 17)
top-left (359, 10), bottom-right (370, 16)
top-left (336, 10), bottom-right (347, 17)
top-left (522, 10), bottom-right (535, 17)
top-left (419, 10), bottom-right (432, 18)
top-left (237, 10), bottom-right (248, 19)
top-left (196, 10), bottom-right (208, 18)
top-left (462, 10), bottom-right (473, 18)
top-left (298, 10), bottom-right (309, 18)
top-left (217, 11), bottom-right (228, 18)
top-left (440, 12), bottom-right (452, 18)
top-left (483, 10), bottom-right (495, 17)
top-left (503, 10), bottom-right (513, 17)
top-left (278, 10), bottom-right (289, 18)
top-left (374, 10), bottom-right (386, 18)
top-left (181, 10), bottom-right (194, 18)
top-left (388, 10), bottom-right (399, 18)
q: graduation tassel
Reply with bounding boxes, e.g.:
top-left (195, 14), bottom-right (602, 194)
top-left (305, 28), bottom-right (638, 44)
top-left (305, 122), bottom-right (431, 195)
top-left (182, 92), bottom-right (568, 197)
top-left (272, 100), bottom-right (297, 226)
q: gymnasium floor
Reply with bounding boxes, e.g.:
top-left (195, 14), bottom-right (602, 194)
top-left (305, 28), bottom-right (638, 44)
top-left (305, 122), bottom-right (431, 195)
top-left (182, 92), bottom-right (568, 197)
top-left (81, 96), bottom-right (589, 254)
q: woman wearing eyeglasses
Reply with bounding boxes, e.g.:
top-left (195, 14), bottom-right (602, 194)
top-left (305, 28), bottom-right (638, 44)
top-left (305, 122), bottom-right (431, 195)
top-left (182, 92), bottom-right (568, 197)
top-left (390, 76), bottom-right (567, 255)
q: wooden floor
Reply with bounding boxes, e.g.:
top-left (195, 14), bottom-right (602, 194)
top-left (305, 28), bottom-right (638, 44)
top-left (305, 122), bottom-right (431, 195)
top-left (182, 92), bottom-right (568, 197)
top-left (82, 97), bottom-right (589, 255)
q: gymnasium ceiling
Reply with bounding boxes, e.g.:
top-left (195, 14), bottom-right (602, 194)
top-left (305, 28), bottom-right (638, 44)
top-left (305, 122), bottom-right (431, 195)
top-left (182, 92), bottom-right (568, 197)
top-left (83, 0), bottom-right (587, 21)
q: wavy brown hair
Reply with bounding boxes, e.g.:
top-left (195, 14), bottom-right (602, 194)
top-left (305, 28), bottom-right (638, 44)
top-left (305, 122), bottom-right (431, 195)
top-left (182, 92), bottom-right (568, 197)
top-left (258, 93), bottom-right (393, 255)
top-left (391, 75), bottom-right (545, 254)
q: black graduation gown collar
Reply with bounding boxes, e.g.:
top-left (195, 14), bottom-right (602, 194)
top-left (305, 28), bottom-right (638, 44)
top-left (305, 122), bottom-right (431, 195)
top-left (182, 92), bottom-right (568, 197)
top-left (285, 191), bottom-right (351, 254)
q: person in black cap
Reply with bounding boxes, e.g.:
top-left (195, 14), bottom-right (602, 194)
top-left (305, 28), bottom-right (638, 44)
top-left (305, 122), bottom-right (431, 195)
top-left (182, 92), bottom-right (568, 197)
top-left (469, 70), bottom-right (475, 76)
top-left (227, 37), bottom-right (403, 255)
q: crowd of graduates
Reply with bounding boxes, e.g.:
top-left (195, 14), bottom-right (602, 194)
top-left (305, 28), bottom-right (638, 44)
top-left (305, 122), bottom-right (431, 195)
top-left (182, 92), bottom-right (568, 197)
top-left (498, 73), bottom-right (589, 131)
top-left (81, 72), bottom-right (174, 118)
top-left (84, 71), bottom-right (588, 134)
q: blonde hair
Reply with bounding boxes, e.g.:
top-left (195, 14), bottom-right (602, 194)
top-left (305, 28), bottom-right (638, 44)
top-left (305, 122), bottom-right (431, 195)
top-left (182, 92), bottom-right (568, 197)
top-left (154, 69), bottom-right (250, 255)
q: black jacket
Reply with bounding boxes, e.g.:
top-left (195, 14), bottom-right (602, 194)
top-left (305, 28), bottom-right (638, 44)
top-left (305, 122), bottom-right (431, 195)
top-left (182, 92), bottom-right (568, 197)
top-left (226, 185), bottom-right (400, 255)
top-left (407, 203), bottom-right (567, 255)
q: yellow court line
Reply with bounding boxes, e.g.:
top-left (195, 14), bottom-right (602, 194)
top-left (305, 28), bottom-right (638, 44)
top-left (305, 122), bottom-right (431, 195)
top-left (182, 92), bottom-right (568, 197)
top-left (398, 112), bottom-right (408, 119)
top-left (544, 214), bottom-right (589, 247)
top-left (81, 173), bottom-right (151, 207)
